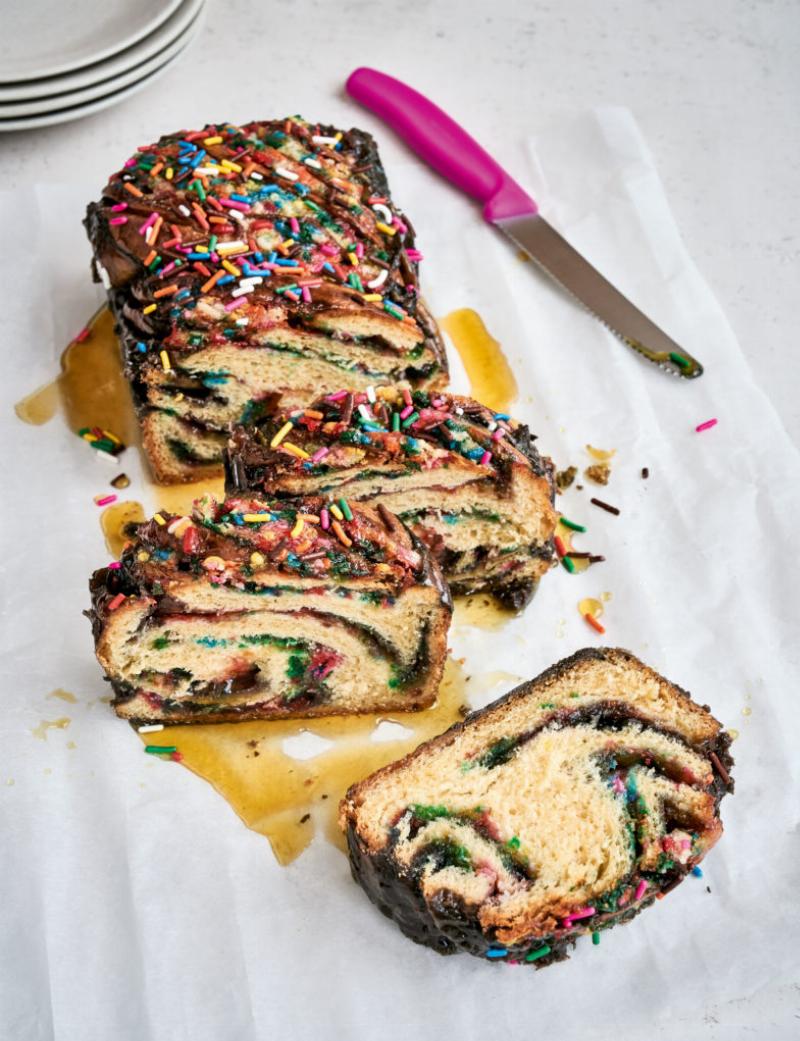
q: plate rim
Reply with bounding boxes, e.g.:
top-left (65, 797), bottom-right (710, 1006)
top-left (0, 11), bottom-right (203, 118)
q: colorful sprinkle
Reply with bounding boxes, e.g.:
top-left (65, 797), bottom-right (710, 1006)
top-left (634, 880), bottom-right (648, 901)
top-left (107, 593), bottom-right (126, 611)
top-left (94, 494), bottom-right (117, 507)
top-left (695, 418), bottom-right (718, 433)
top-left (524, 945), bottom-right (551, 963)
top-left (144, 745), bottom-right (177, 755)
top-left (559, 517), bottom-right (586, 532)
top-left (137, 724), bottom-right (164, 733)
top-left (271, 421), bottom-right (293, 448)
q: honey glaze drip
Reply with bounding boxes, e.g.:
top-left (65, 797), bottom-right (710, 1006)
top-left (140, 658), bottom-right (468, 866)
top-left (453, 593), bottom-right (516, 631)
top-left (439, 309), bottom-right (518, 414)
top-left (14, 381), bottom-right (60, 425)
top-left (153, 477), bottom-right (226, 517)
top-left (101, 501), bottom-right (147, 558)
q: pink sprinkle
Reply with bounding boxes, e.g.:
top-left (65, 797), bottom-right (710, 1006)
top-left (634, 880), bottom-right (648, 901)
top-left (617, 890), bottom-right (631, 908)
top-left (695, 418), bottom-right (718, 433)
top-left (320, 244), bottom-right (338, 256)
top-left (110, 202), bottom-right (128, 212)
top-left (565, 906), bottom-right (595, 924)
top-left (355, 242), bottom-right (364, 258)
top-left (402, 386), bottom-right (412, 407)
top-left (406, 249), bottom-right (424, 261)
top-left (612, 776), bottom-right (625, 794)
top-left (220, 198), bottom-right (250, 212)
top-left (320, 508), bottom-right (330, 530)
top-left (138, 212), bottom-right (158, 235)
top-left (301, 286), bottom-right (312, 303)
top-left (124, 158), bottom-right (136, 168)
top-left (95, 494), bottom-right (117, 507)
top-left (491, 428), bottom-right (506, 442)
top-left (311, 447), bottom-right (330, 464)
top-left (289, 217), bottom-right (300, 234)
top-left (109, 216), bottom-right (128, 226)
top-left (225, 297), bottom-right (247, 312)
top-left (392, 216), bottom-right (408, 234)
top-left (107, 562), bottom-right (122, 570)
top-left (479, 450), bottom-right (492, 466)
top-left (284, 290), bottom-right (300, 302)
top-left (159, 261), bottom-right (177, 277)
top-left (326, 390), bottom-right (348, 402)
top-left (400, 404), bottom-right (414, 420)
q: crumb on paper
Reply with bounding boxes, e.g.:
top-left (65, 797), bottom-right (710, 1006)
top-left (555, 466), bottom-right (577, 492)
top-left (585, 463), bottom-right (610, 485)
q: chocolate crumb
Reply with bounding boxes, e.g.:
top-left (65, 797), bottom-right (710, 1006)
top-left (590, 498), bottom-right (620, 516)
top-left (111, 473), bottom-right (130, 489)
top-left (555, 466), bottom-right (577, 492)
top-left (576, 484), bottom-right (584, 491)
top-left (660, 875), bottom-right (684, 897)
top-left (585, 463), bottom-right (610, 485)
top-left (377, 502), bottom-right (399, 533)
top-left (299, 813), bottom-right (311, 824)
top-left (458, 703), bottom-right (470, 718)
top-left (321, 794), bottom-right (328, 800)
top-left (588, 554), bottom-right (606, 564)
top-left (706, 886), bottom-right (712, 894)
top-left (641, 467), bottom-right (649, 479)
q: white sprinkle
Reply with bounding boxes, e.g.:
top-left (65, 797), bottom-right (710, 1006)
top-left (235, 317), bottom-right (249, 326)
top-left (366, 269), bottom-right (389, 289)
top-left (194, 165), bottom-right (220, 176)
top-left (274, 166), bottom-right (299, 181)
top-left (372, 203), bottom-right (393, 224)
top-left (93, 447), bottom-right (117, 466)
top-left (178, 205), bottom-right (191, 217)
top-left (138, 724), bottom-right (164, 733)
top-left (366, 385), bottom-right (376, 403)
top-left (358, 404), bottom-right (373, 421)
top-left (231, 284), bottom-right (255, 298)
top-left (304, 157), bottom-right (322, 170)
top-left (312, 135), bottom-right (338, 146)
top-left (238, 276), bottom-right (264, 288)
top-left (167, 516), bottom-right (190, 534)
top-left (216, 240), bottom-right (247, 253)
top-left (488, 420), bottom-right (497, 432)
top-left (454, 406), bottom-right (464, 415)
top-left (228, 210), bottom-right (246, 224)
top-left (250, 171), bottom-right (264, 180)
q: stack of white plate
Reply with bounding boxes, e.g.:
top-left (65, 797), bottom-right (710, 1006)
top-left (0, 0), bottom-right (205, 132)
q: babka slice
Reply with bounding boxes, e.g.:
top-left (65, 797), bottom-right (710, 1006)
top-left (225, 388), bottom-right (558, 608)
top-left (87, 495), bottom-right (451, 724)
top-left (84, 118), bottom-right (448, 483)
top-left (340, 648), bottom-right (733, 967)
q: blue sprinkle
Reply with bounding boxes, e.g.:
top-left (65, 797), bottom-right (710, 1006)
top-left (268, 252), bottom-right (278, 263)
top-left (493, 413), bottom-right (510, 421)
top-left (217, 274), bottom-right (235, 286)
top-left (232, 514), bottom-right (244, 526)
top-left (186, 252), bottom-right (212, 261)
top-left (691, 866), bottom-right (703, 878)
top-left (135, 342), bottom-right (147, 353)
top-left (174, 290), bottom-right (192, 301)
top-left (230, 193), bottom-right (250, 203)
top-left (486, 948), bottom-right (508, 959)
top-left (323, 262), bottom-right (335, 274)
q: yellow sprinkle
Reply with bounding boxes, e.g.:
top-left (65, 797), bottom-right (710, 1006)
top-left (281, 442), bottom-right (310, 460)
top-left (194, 245), bottom-right (209, 254)
top-left (348, 252), bottom-right (358, 265)
top-left (361, 293), bottom-right (382, 302)
top-left (101, 429), bottom-right (121, 444)
top-left (250, 552), bottom-right (265, 567)
top-left (243, 513), bottom-right (273, 523)
top-left (375, 221), bottom-right (396, 236)
top-left (281, 239), bottom-right (295, 250)
top-left (291, 517), bottom-right (304, 538)
top-left (153, 513), bottom-right (166, 526)
top-left (143, 304), bottom-right (157, 315)
top-left (137, 551), bottom-right (151, 562)
top-left (329, 503), bottom-right (344, 521)
top-left (160, 350), bottom-right (172, 371)
top-left (217, 242), bottom-right (247, 256)
top-left (83, 433), bottom-right (98, 442)
top-left (222, 259), bottom-right (240, 276)
top-left (204, 135), bottom-right (223, 146)
top-left (165, 167), bottom-right (174, 180)
top-left (270, 421), bottom-right (293, 448)
top-left (221, 159), bottom-right (242, 172)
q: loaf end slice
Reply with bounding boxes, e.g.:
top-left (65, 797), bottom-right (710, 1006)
top-left (340, 648), bottom-right (733, 966)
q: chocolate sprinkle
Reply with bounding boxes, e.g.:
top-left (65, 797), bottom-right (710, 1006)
top-left (709, 750), bottom-right (731, 786)
top-left (590, 497), bottom-right (620, 516)
top-left (377, 502), bottom-right (399, 534)
top-left (641, 467), bottom-right (649, 479)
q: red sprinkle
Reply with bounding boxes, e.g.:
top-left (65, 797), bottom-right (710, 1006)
top-left (75, 327), bottom-right (90, 343)
top-left (108, 593), bottom-right (126, 611)
top-left (554, 535), bottom-right (568, 558)
top-left (170, 751), bottom-right (184, 762)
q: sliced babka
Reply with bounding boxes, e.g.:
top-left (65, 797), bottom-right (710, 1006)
top-left (87, 494), bottom-right (451, 724)
top-left (340, 648), bottom-right (733, 967)
top-left (225, 388), bottom-right (557, 608)
top-left (84, 118), bottom-right (448, 483)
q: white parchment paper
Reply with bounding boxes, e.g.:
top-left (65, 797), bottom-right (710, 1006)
top-left (2, 108), bottom-right (798, 1041)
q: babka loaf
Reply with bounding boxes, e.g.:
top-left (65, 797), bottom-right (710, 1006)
top-left (340, 648), bottom-right (733, 967)
top-left (225, 388), bottom-right (557, 608)
top-left (84, 118), bottom-right (448, 483)
top-left (87, 494), bottom-right (451, 724)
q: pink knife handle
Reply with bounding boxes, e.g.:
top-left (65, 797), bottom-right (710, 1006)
top-left (346, 67), bottom-right (537, 222)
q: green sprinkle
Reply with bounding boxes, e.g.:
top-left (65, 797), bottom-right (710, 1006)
top-left (592, 931), bottom-right (601, 945)
top-left (410, 803), bottom-right (450, 821)
top-left (561, 555), bottom-right (576, 574)
top-left (559, 516), bottom-right (586, 532)
top-left (338, 498), bottom-right (353, 521)
top-left (669, 351), bottom-right (691, 369)
top-left (392, 412), bottom-right (400, 431)
top-left (540, 702), bottom-right (555, 709)
top-left (401, 411), bottom-right (419, 429)
top-left (147, 254), bottom-right (162, 271)
top-left (144, 745), bottom-right (176, 755)
top-left (506, 836), bottom-right (521, 850)
top-left (524, 945), bottom-right (551, 962)
top-left (209, 234), bottom-right (218, 252)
